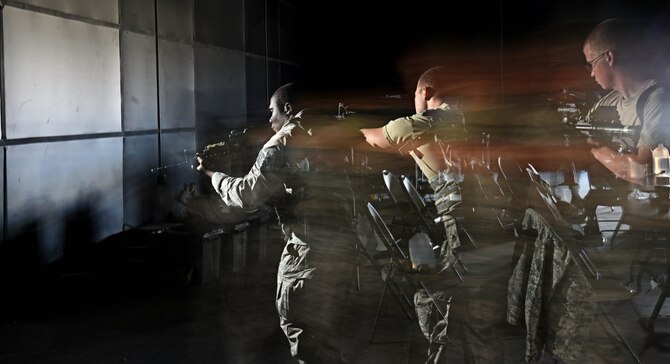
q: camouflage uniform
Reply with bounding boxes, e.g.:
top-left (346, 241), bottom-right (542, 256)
top-left (382, 104), bottom-right (465, 362)
top-left (211, 115), bottom-right (356, 363)
top-left (508, 208), bottom-right (595, 363)
top-left (383, 103), bottom-right (465, 267)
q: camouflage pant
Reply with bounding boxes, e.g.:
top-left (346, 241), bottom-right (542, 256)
top-left (437, 214), bottom-right (460, 272)
top-left (414, 288), bottom-right (451, 364)
top-left (412, 214), bottom-right (462, 364)
top-left (276, 234), bottom-right (355, 364)
top-left (429, 170), bottom-right (462, 221)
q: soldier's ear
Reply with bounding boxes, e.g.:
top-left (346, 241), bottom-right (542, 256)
top-left (284, 102), bottom-right (293, 115)
top-left (604, 49), bottom-right (615, 67)
top-left (424, 86), bottom-right (436, 101)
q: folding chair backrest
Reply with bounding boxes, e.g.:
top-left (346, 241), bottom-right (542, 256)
top-left (497, 154), bottom-right (525, 197)
top-left (525, 164), bottom-right (565, 226)
top-left (383, 170), bottom-right (413, 209)
top-left (460, 159), bottom-right (505, 205)
top-left (496, 155), bottom-right (532, 222)
top-left (401, 175), bottom-right (428, 212)
top-left (526, 166), bottom-right (564, 224)
top-left (355, 211), bottom-right (384, 256)
top-left (400, 175), bottom-right (447, 242)
top-left (382, 170), bottom-right (430, 241)
top-left (522, 188), bottom-right (601, 281)
top-left (367, 202), bottom-right (409, 260)
top-left (526, 164), bottom-right (556, 198)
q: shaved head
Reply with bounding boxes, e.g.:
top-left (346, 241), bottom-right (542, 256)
top-left (417, 66), bottom-right (451, 97)
top-left (584, 18), bottom-right (645, 67)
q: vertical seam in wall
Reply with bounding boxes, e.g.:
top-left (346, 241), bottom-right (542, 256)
top-left (1, 4), bottom-right (7, 241)
top-left (118, 4), bottom-right (125, 134)
top-left (0, 4), bottom-right (6, 141)
top-left (242, 0), bottom-right (247, 126)
top-left (154, 0), bottom-right (162, 178)
top-left (242, 0), bottom-right (246, 54)
top-left (277, 1), bottom-right (281, 81)
top-left (265, 0), bottom-right (269, 106)
top-left (499, 0), bottom-right (504, 109)
top-left (118, 0), bottom-right (126, 226)
top-left (192, 0), bottom-right (199, 150)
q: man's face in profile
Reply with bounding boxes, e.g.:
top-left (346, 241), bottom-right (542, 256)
top-left (414, 84), bottom-right (428, 114)
top-left (583, 43), bottom-right (611, 90)
top-left (269, 95), bottom-right (290, 133)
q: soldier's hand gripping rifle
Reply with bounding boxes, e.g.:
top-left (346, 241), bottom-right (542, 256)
top-left (194, 128), bottom-right (248, 173)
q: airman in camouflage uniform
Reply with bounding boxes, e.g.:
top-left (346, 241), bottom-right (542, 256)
top-left (197, 84), bottom-right (356, 364)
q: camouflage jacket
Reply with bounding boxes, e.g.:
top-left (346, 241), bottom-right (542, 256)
top-left (507, 208), bottom-right (595, 363)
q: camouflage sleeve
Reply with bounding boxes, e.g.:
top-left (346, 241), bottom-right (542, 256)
top-left (211, 146), bottom-right (285, 209)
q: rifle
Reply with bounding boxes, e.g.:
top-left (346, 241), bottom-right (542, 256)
top-left (195, 128), bottom-right (248, 173)
top-left (572, 121), bottom-right (640, 152)
top-left (556, 90), bottom-right (640, 154)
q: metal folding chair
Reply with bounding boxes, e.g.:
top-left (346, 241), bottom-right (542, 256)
top-left (462, 158), bottom-right (512, 233)
top-left (366, 202), bottom-right (453, 344)
top-left (400, 174), bottom-right (469, 278)
top-left (382, 170), bottom-right (427, 240)
top-left (497, 154), bottom-right (529, 229)
top-left (515, 182), bottom-right (639, 363)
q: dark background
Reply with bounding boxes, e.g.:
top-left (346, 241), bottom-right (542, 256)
top-left (293, 0), bottom-right (670, 97)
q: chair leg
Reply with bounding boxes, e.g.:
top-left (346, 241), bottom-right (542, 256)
top-left (451, 265), bottom-right (464, 282)
top-left (458, 222), bottom-right (478, 249)
top-left (370, 277), bottom-right (390, 343)
top-left (609, 212), bottom-right (625, 251)
top-left (354, 246), bottom-right (363, 291)
top-left (579, 248), bottom-right (601, 280)
top-left (356, 264), bottom-right (361, 291)
top-left (624, 230), bottom-right (653, 295)
top-left (647, 286), bottom-right (668, 332)
top-left (647, 240), bottom-right (670, 332)
top-left (456, 255), bottom-right (469, 274)
top-left (369, 269), bottom-right (415, 343)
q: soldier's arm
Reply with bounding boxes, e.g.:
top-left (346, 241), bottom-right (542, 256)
top-left (360, 127), bottom-right (393, 149)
